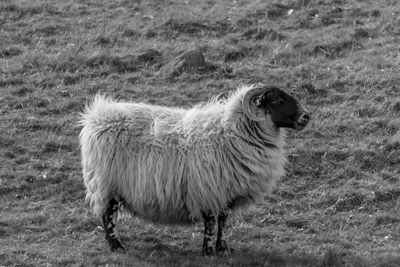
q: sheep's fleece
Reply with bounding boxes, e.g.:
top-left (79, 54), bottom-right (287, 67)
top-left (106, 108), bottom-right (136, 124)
top-left (79, 85), bottom-right (286, 224)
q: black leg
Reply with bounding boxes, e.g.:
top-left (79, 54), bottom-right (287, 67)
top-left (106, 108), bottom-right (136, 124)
top-left (201, 211), bottom-right (216, 256)
top-left (216, 211), bottom-right (232, 255)
top-left (102, 198), bottom-right (125, 252)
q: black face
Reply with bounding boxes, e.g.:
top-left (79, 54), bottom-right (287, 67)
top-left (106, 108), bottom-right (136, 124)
top-left (258, 87), bottom-right (310, 131)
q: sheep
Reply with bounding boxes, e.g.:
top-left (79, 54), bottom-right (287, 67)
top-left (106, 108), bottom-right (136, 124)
top-left (79, 84), bottom-right (310, 255)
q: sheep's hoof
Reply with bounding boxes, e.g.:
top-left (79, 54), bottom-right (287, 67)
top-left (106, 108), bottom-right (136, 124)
top-left (216, 240), bottom-right (233, 255)
top-left (216, 247), bottom-right (233, 255)
top-left (109, 239), bottom-right (125, 253)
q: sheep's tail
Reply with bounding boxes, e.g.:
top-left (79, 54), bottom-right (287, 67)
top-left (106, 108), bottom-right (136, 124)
top-left (78, 94), bottom-right (115, 127)
top-left (79, 94), bottom-right (116, 217)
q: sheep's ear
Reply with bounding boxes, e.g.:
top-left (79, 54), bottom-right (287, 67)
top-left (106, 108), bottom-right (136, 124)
top-left (242, 85), bottom-right (268, 121)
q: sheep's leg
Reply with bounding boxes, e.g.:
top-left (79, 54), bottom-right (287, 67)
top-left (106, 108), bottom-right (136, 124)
top-left (216, 211), bottom-right (233, 255)
top-left (201, 211), bottom-right (216, 256)
top-left (102, 198), bottom-right (125, 252)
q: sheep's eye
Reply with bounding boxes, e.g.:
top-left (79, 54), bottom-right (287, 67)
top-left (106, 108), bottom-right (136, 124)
top-left (255, 95), bottom-right (265, 108)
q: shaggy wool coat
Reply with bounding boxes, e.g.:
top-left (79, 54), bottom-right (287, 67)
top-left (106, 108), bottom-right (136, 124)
top-left (80, 85), bottom-right (286, 223)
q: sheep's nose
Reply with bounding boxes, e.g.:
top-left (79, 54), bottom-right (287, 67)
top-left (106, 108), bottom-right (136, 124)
top-left (298, 112), bottom-right (310, 125)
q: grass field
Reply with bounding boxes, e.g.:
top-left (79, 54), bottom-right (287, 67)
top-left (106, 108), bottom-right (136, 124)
top-left (1, 0), bottom-right (400, 266)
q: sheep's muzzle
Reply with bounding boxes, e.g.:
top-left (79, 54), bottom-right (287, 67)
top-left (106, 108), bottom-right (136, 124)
top-left (293, 112), bottom-right (310, 131)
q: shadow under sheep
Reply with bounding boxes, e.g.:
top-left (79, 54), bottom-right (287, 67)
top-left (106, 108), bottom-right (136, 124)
top-left (115, 237), bottom-right (369, 267)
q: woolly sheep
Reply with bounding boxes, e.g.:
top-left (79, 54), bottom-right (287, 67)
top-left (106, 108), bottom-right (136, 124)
top-left (79, 84), bottom-right (310, 255)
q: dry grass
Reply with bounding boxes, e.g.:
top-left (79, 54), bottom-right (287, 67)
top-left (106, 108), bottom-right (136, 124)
top-left (1, 0), bottom-right (400, 266)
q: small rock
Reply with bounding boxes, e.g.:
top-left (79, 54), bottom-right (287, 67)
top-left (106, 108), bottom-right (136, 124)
top-left (158, 48), bottom-right (221, 79)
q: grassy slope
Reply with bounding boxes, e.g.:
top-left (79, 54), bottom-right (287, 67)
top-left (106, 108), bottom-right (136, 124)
top-left (1, 0), bottom-right (400, 266)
